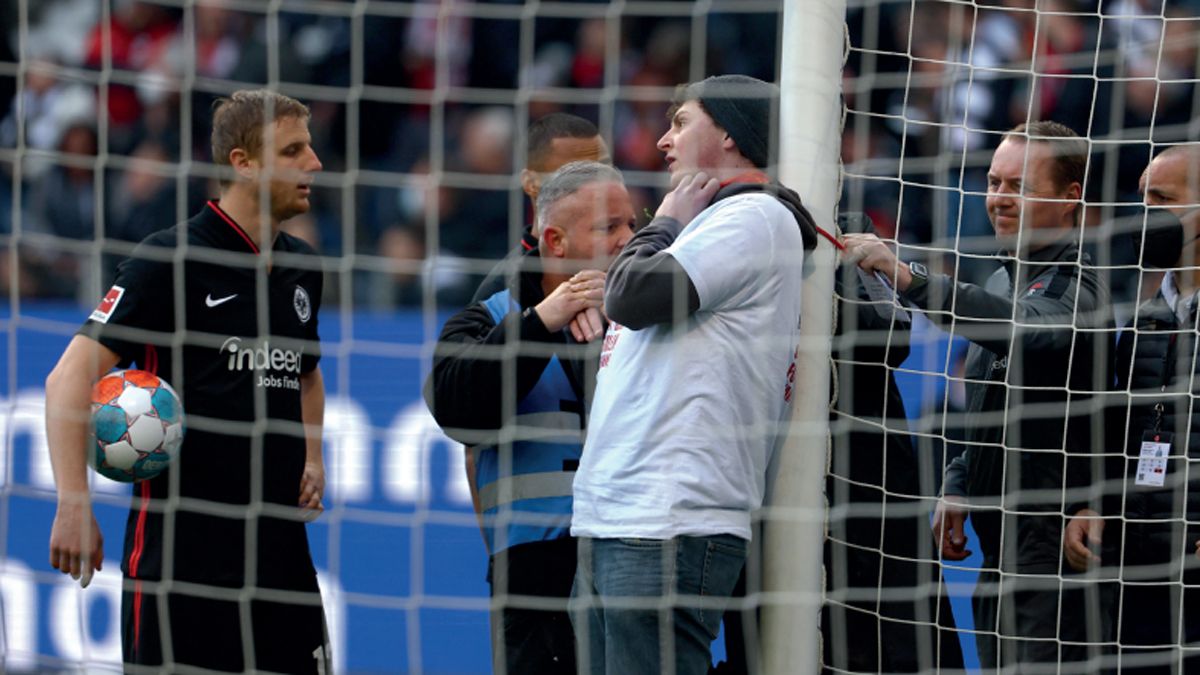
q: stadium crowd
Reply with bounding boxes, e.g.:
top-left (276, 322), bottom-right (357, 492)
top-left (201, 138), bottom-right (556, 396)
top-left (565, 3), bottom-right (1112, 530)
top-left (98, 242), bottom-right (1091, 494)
top-left (3, 1), bottom-right (1194, 310)
top-left (0, 0), bottom-right (776, 307)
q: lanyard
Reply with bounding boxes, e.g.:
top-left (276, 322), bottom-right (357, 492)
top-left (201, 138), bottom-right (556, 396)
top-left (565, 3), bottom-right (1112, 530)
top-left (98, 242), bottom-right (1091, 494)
top-left (1152, 332), bottom-right (1178, 434)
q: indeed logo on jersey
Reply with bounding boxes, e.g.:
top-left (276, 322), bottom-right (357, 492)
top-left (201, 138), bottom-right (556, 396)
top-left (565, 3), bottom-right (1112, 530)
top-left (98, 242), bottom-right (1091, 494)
top-left (220, 336), bottom-right (303, 390)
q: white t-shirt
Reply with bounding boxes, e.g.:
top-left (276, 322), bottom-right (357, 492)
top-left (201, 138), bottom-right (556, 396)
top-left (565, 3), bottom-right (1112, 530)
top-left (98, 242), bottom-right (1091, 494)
top-left (571, 192), bottom-right (806, 541)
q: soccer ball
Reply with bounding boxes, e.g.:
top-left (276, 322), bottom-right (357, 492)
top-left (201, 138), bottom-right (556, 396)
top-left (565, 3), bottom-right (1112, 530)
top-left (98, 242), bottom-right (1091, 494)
top-left (90, 370), bottom-right (184, 483)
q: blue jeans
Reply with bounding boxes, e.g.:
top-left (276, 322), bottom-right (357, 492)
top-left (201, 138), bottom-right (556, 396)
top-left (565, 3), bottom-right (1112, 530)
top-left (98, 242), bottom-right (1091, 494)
top-left (571, 534), bottom-right (748, 675)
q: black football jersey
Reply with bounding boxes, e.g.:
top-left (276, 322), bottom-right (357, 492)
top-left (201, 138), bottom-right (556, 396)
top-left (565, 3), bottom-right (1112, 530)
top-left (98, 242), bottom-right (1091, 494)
top-left (82, 200), bottom-right (324, 590)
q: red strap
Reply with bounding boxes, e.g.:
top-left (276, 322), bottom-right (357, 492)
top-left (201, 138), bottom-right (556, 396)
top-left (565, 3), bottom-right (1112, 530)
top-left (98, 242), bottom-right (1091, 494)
top-left (817, 225), bottom-right (845, 251)
top-left (718, 172), bottom-right (843, 250)
top-left (718, 171), bottom-right (770, 187)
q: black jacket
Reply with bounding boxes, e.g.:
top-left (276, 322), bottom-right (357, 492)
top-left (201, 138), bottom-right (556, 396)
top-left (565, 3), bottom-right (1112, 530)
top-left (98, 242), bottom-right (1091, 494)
top-left (908, 238), bottom-right (1114, 568)
top-left (1114, 287), bottom-right (1200, 572)
top-left (425, 248), bottom-right (595, 445)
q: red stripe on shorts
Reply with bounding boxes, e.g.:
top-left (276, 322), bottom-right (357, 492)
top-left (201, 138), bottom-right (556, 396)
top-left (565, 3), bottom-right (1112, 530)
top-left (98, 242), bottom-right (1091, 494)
top-left (129, 479), bottom-right (152, 651)
top-left (143, 344), bottom-right (158, 376)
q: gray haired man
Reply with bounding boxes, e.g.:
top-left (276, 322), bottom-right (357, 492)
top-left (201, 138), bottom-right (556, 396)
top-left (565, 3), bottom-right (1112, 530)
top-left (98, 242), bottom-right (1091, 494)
top-left (426, 161), bottom-right (635, 674)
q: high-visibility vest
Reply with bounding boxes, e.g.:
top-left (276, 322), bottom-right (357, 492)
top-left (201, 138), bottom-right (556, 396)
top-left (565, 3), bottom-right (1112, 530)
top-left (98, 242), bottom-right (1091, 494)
top-left (475, 289), bottom-right (584, 554)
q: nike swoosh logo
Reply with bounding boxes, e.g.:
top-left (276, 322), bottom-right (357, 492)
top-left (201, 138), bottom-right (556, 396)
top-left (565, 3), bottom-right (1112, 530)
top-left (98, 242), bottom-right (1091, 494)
top-left (205, 293), bottom-right (237, 308)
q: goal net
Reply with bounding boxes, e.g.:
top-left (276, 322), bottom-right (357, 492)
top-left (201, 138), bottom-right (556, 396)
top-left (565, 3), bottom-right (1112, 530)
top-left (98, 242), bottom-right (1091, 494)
top-left (0, 0), bottom-right (1187, 673)
top-left (837, 0), bottom-right (1198, 673)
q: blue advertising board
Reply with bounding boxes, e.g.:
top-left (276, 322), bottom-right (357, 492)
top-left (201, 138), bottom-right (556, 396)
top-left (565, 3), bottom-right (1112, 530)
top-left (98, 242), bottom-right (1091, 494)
top-left (1, 304), bottom-right (491, 673)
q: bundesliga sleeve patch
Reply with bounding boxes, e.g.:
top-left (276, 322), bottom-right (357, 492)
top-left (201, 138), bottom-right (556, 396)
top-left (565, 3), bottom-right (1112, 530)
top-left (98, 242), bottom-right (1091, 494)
top-left (90, 285), bottom-right (126, 324)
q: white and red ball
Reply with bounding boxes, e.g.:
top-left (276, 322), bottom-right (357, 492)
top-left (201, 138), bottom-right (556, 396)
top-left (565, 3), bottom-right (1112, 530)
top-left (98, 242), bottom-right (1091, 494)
top-left (90, 370), bottom-right (184, 483)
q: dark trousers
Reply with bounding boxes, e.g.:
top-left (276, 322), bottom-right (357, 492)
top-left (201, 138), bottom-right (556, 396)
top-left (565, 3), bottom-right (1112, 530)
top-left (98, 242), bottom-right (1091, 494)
top-left (972, 562), bottom-right (1113, 674)
top-left (489, 536), bottom-right (578, 674)
top-left (122, 581), bottom-right (329, 674)
top-left (1118, 578), bottom-right (1200, 673)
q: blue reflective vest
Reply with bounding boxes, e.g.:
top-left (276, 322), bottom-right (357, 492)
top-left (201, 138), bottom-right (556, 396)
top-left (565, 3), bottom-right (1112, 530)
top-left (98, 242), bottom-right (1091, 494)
top-left (475, 289), bottom-right (584, 553)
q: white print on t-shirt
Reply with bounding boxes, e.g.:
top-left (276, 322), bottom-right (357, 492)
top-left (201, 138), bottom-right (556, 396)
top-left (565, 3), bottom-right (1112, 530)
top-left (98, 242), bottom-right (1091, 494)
top-left (89, 286), bottom-right (126, 324)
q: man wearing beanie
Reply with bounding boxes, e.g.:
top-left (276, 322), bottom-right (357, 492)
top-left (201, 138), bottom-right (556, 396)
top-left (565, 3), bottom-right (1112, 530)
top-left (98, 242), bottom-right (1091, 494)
top-left (570, 75), bottom-right (818, 675)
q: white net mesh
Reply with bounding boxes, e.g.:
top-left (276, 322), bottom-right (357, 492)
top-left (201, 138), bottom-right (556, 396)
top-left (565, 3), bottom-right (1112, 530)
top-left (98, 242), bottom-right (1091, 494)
top-left (5, 0), bottom-right (1198, 672)
top-left (839, 0), bottom-right (1200, 673)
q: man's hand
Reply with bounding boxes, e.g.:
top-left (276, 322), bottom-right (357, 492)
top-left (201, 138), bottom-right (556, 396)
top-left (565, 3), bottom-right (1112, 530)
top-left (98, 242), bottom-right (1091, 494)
top-left (299, 459), bottom-right (325, 522)
top-left (1064, 508), bottom-right (1105, 572)
top-left (568, 306), bottom-right (605, 343)
top-left (535, 269), bottom-right (606, 333)
top-left (931, 495), bottom-right (971, 561)
top-left (655, 171), bottom-right (720, 225)
top-left (840, 233), bottom-right (913, 291)
top-left (49, 497), bottom-right (103, 588)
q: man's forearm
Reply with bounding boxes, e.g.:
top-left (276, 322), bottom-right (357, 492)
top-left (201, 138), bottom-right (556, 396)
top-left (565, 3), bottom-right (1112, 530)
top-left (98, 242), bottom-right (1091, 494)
top-left (429, 306), bottom-right (558, 437)
top-left (46, 369), bottom-right (94, 501)
top-left (45, 336), bottom-right (119, 502)
top-left (605, 216), bottom-right (700, 329)
top-left (300, 367), bottom-right (326, 466)
top-left (904, 273), bottom-right (1078, 357)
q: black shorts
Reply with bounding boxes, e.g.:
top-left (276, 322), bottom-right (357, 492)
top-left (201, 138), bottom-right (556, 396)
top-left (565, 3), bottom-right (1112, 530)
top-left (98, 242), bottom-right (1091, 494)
top-left (121, 580), bottom-right (330, 674)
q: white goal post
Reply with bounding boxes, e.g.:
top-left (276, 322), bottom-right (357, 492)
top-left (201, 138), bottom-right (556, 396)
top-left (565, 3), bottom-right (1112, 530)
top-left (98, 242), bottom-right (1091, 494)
top-left (763, 0), bottom-right (844, 673)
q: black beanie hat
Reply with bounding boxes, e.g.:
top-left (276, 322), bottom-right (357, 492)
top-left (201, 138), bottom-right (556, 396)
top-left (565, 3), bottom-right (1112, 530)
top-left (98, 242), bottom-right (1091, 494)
top-left (681, 75), bottom-right (778, 169)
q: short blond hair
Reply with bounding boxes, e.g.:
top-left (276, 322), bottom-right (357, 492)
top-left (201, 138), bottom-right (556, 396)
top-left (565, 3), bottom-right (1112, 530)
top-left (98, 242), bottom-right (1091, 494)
top-left (211, 89), bottom-right (310, 186)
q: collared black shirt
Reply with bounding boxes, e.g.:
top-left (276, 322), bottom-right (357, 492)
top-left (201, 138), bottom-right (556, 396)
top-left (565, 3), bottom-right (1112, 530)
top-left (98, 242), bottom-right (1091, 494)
top-left (82, 200), bottom-right (323, 589)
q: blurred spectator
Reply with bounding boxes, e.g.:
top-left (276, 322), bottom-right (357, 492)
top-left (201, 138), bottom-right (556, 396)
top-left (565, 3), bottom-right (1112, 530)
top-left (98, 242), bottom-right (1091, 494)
top-left (374, 225), bottom-right (427, 308)
top-left (2, 0), bottom-right (1195, 313)
top-left (0, 1), bottom-right (14, 231)
top-left (841, 114), bottom-right (903, 240)
top-left (571, 18), bottom-right (607, 89)
top-left (102, 139), bottom-right (207, 287)
top-left (19, 0), bottom-right (98, 68)
top-left (106, 140), bottom-right (181, 245)
top-left (614, 67), bottom-right (672, 174)
top-left (1112, 6), bottom-right (1196, 136)
top-left (0, 60), bottom-right (95, 181)
top-left (27, 123), bottom-right (98, 242)
top-left (404, 1), bottom-right (471, 90)
top-left (438, 106), bottom-right (516, 260)
top-left (22, 123), bottom-right (99, 299)
top-left (82, 1), bottom-right (180, 153)
top-left (874, 2), bottom-right (1001, 283)
top-left (194, 1), bottom-right (249, 80)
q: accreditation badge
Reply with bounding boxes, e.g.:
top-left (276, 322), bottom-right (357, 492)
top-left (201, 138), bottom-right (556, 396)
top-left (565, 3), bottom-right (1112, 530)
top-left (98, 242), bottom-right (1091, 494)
top-left (1136, 430), bottom-right (1171, 488)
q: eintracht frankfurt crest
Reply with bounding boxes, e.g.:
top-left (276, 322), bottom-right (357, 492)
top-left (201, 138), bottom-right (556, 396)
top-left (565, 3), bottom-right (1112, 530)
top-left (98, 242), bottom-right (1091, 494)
top-left (294, 285), bottom-right (312, 323)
